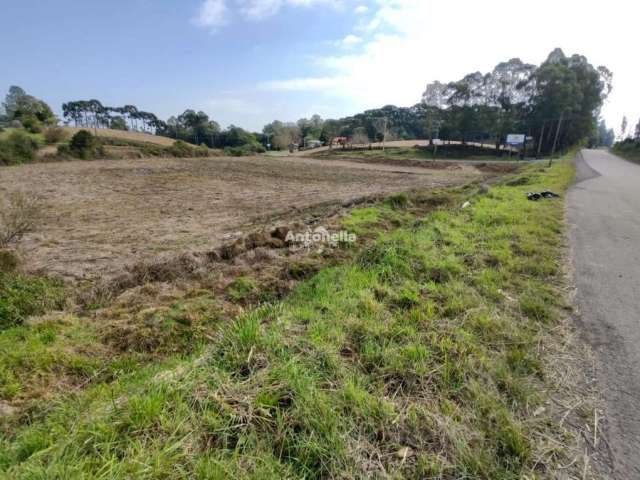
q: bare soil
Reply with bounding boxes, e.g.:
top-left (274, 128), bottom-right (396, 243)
top-left (1, 155), bottom-right (488, 280)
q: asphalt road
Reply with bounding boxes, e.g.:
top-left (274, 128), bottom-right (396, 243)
top-left (567, 149), bottom-right (640, 478)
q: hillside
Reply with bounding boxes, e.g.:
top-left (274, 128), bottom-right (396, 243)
top-left (62, 127), bottom-right (176, 146)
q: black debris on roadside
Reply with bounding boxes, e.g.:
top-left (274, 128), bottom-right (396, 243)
top-left (527, 191), bottom-right (560, 201)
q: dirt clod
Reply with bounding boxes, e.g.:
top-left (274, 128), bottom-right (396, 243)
top-left (271, 226), bottom-right (292, 242)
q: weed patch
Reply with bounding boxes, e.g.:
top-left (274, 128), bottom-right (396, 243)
top-left (0, 272), bottom-right (65, 330)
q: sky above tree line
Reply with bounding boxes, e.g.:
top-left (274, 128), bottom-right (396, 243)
top-left (1, 0), bottom-right (638, 134)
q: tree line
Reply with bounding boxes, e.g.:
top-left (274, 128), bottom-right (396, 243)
top-left (312, 49), bottom-right (612, 155)
top-left (1, 48), bottom-right (616, 156)
top-left (62, 100), bottom-right (165, 133)
top-left (257, 49), bottom-right (613, 155)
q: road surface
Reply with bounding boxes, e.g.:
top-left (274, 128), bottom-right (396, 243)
top-left (567, 149), bottom-right (640, 478)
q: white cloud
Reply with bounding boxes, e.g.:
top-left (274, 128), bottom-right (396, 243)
top-left (238, 0), bottom-right (282, 19)
top-left (337, 34), bottom-right (362, 48)
top-left (237, 0), bottom-right (342, 21)
top-left (193, 0), bottom-right (345, 28)
top-left (261, 0), bottom-right (640, 133)
top-left (354, 5), bottom-right (368, 14)
top-left (192, 0), bottom-right (229, 31)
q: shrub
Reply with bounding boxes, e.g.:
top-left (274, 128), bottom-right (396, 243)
top-left (166, 140), bottom-right (194, 158)
top-left (66, 130), bottom-right (104, 160)
top-left (165, 140), bottom-right (215, 158)
top-left (0, 142), bottom-right (12, 165)
top-left (0, 192), bottom-right (41, 247)
top-left (195, 144), bottom-right (210, 157)
top-left (56, 144), bottom-right (71, 156)
top-left (613, 139), bottom-right (640, 162)
top-left (385, 193), bottom-right (410, 210)
top-left (44, 126), bottom-right (68, 144)
top-left (0, 272), bottom-right (65, 330)
top-left (224, 143), bottom-right (265, 156)
top-left (21, 115), bottom-right (43, 134)
top-left (0, 130), bottom-right (38, 166)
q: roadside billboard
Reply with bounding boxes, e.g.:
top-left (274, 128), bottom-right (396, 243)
top-left (506, 134), bottom-right (526, 146)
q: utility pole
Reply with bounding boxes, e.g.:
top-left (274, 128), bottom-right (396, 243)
top-left (536, 122), bottom-right (545, 159)
top-left (382, 117), bottom-right (388, 153)
top-left (550, 112), bottom-right (564, 165)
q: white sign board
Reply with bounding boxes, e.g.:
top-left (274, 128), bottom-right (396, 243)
top-left (506, 134), bottom-right (525, 145)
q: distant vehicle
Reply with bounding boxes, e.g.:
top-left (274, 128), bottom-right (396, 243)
top-left (305, 139), bottom-right (323, 149)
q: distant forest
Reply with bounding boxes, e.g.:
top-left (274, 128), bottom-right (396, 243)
top-left (2, 48), bottom-right (621, 154)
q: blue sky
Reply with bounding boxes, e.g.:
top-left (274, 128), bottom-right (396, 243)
top-left (1, 0), bottom-right (638, 133)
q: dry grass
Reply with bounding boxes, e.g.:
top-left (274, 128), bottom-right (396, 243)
top-left (0, 155), bottom-right (484, 279)
top-left (43, 127), bottom-right (68, 145)
top-left (62, 127), bottom-right (176, 146)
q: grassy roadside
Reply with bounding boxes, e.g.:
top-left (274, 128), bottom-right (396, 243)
top-left (0, 159), bottom-right (584, 478)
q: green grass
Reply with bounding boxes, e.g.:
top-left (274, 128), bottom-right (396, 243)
top-left (0, 159), bottom-right (577, 478)
top-left (0, 272), bottom-right (66, 330)
top-left (0, 315), bottom-right (114, 402)
top-left (263, 150), bottom-right (292, 157)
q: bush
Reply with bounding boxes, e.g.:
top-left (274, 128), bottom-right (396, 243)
top-left (44, 126), bottom-right (68, 144)
top-left (613, 139), bottom-right (640, 162)
top-left (66, 130), bottom-right (104, 160)
top-left (224, 143), bottom-right (266, 156)
top-left (0, 130), bottom-right (39, 166)
top-left (21, 115), bottom-right (43, 134)
top-left (195, 144), bottom-right (211, 157)
top-left (166, 140), bottom-right (195, 158)
top-left (0, 272), bottom-right (65, 330)
top-left (165, 140), bottom-right (214, 158)
top-left (0, 192), bottom-right (41, 247)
